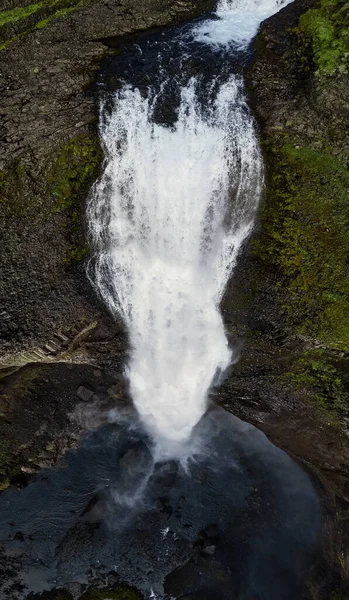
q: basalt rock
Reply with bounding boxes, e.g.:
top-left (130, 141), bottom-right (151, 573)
top-left (0, 0), bottom-right (215, 360)
top-left (220, 0), bottom-right (349, 596)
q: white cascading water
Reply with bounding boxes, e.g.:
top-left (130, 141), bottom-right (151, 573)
top-left (88, 0), bottom-right (291, 453)
top-left (194, 0), bottom-right (293, 48)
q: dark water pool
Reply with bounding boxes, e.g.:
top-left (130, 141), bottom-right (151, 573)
top-left (0, 406), bottom-right (321, 599)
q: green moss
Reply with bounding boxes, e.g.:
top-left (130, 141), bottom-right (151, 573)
top-left (0, 34), bottom-right (18, 51)
top-left (50, 133), bottom-right (101, 213)
top-left (254, 141), bottom-right (349, 350)
top-left (280, 350), bottom-right (348, 424)
top-left (0, 0), bottom-right (92, 51)
top-left (79, 584), bottom-right (142, 600)
top-left (35, 0), bottom-right (87, 30)
top-left (0, 134), bottom-right (100, 223)
top-left (0, 3), bottom-right (44, 28)
top-left (298, 0), bottom-right (349, 75)
top-left (65, 245), bottom-right (89, 264)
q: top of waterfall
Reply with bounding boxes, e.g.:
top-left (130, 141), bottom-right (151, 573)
top-left (192, 0), bottom-right (293, 49)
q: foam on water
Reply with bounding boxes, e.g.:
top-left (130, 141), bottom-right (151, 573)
top-left (89, 77), bottom-right (262, 448)
top-left (193, 0), bottom-right (294, 48)
top-left (88, 0), bottom-right (293, 452)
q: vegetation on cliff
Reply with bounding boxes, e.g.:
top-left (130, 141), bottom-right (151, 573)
top-left (0, 133), bottom-right (100, 265)
top-left (281, 349), bottom-right (348, 424)
top-left (50, 133), bottom-right (101, 214)
top-left (0, 3), bottom-right (44, 28)
top-left (298, 0), bottom-right (349, 75)
top-left (245, 0), bottom-right (349, 429)
top-left (0, 0), bottom-right (90, 48)
top-left (255, 141), bottom-right (349, 351)
top-left (0, 0), bottom-right (84, 28)
top-left (50, 133), bottom-right (101, 264)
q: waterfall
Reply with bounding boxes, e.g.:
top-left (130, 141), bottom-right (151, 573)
top-left (193, 0), bottom-right (294, 48)
top-left (88, 0), bottom-right (291, 453)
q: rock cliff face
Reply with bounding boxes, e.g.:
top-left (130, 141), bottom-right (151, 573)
top-left (226, 0), bottom-right (349, 464)
top-left (221, 0), bottom-right (349, 596)
top-left (0, 0), bottom-right (215, 361)
top-left (251, 0), bottom-right (349, 351)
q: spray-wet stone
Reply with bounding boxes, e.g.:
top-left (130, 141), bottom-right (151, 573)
top-left (0, 408), bottom-right (320, 599)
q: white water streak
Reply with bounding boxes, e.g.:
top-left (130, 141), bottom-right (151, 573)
top-left (88, 77), bottom-right (262, 448)
top-left (88, 0), bottom-right (294, 451)
top-left (193, 0), bottom-right (294, 48)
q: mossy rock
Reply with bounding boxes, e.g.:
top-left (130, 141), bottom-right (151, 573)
top-left (0, 0), bottom-right (92, 51)
top-left (50, 133), bottom-right (101, 213)
top-left (65, 244), bottom-right (89, 264)
top-left (0, 3), bottom-right (44, 28)
top-left (48, 132), bottom-right (102, 265)
top-left (279, 349), bottom-right (349, 424)
top-left (0, 129), bottom-right (102, 217)
top-left (254, 140), bottom-right (349, 350)
top-left (297, 0), bottom-right (349, 76)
